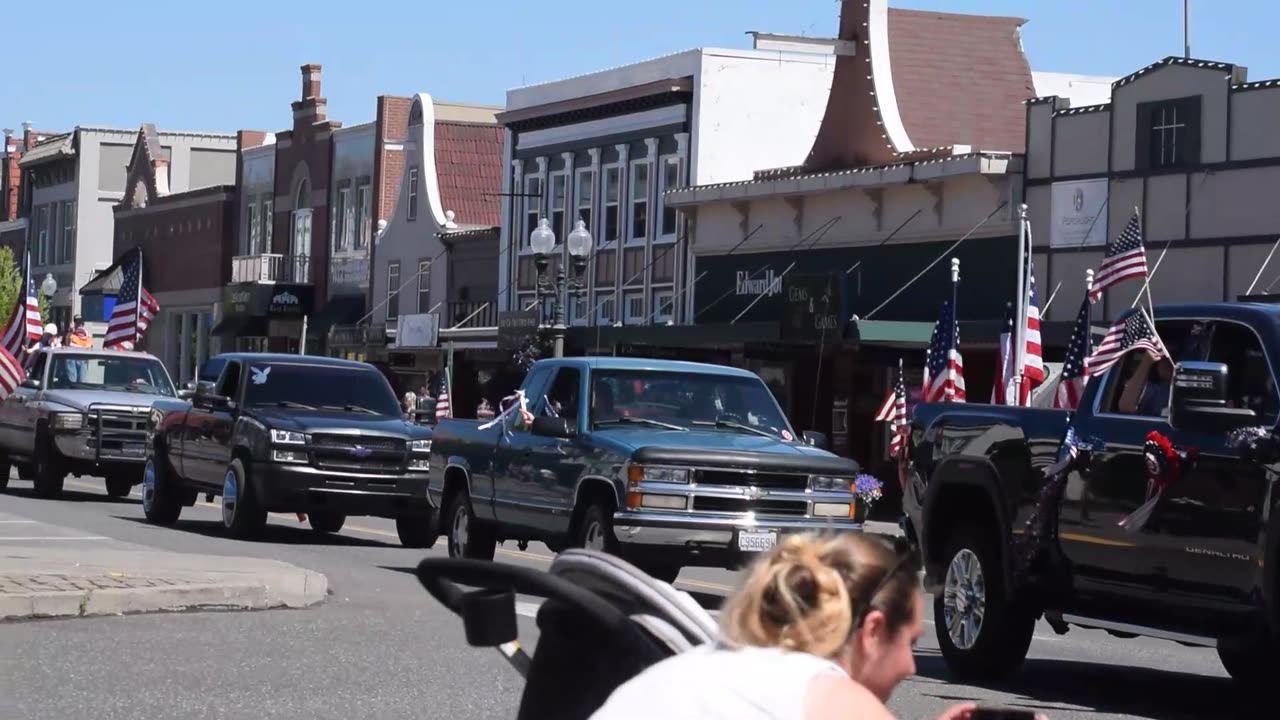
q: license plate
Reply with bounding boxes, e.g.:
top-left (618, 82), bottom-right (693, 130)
top-left (737, 530), bottom-right (777, 553)
top-left (121, 444), bottom-right (146, 457)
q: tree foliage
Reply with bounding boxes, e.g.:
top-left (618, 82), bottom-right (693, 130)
top-left (0, 246), bottom-right (21, 326)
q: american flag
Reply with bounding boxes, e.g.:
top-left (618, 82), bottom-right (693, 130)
top-left (1087, 309), bottom-right (1167, 376)
top-left (1054, 297), bottom-right (1092, 410)
top-left (435, 388), bottom-right (451, 420)
top-left (0, 346), bottom-right (24, 400)
top-left (991, 304), bottom-right (1024, 405)
top-left (1088, 212), bottom-right (1148, 303)
top-left (874, 363), bottom-right (908, 457)
top-left (1, 248), bottom-right (42, 356)
top-left (103, 251), bottom-right (159, 351)
top-left (924, 298), bottom-right (965, 402)
top-left (1023, 257), bottom-right (1044, 385)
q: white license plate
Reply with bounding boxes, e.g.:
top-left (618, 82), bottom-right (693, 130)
top-left (121, 444), bottom-right (146, 457)
top-left (737, 530), bottom-right (778, 552)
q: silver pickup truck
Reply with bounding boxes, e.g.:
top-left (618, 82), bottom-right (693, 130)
top-left (0, 348), bottom-right (181, 498)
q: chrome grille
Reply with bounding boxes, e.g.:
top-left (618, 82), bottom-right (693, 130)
top-left (692, 496), bottom-right (808, 516)
top-left (309, 434), bottom-right (406, 473)
top-left (696, 469), bottom-right (809, 490)
top-left (89, 408), bottom-right (148, 460)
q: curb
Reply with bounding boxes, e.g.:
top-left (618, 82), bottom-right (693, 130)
top-left (0, 570), bottom-right (329, 622)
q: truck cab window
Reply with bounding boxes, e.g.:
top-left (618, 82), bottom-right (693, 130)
top-left (1207, 322), bottom-right (1279, 423)
top-left (26, 352), bottom-right (46, 381)
top-left (544, 368), bottom-right (581, 421)
top-left (1107, 319), bottom-right (1203, 417)
top-left (216, 362), bottom-right (242, 398)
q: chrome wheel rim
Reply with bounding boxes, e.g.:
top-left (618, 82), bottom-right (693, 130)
top-left (222, 470), bottom-right (237, 528)
top-left (943, 548), bottom-right (986, 650)
top-left (451, 504), bottom-right (469, 556)
top-left (141, 460), bottom-right (156, 513)
top-left (583, 520), bottom-right (605, 551)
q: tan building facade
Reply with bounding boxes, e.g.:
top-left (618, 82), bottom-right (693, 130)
top-left (1025, 56), bottom-right (1280, 322)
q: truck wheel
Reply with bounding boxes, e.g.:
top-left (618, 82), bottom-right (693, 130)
top-left (396, 512), bottom-right (440, 549)
top-left (221, 459), bottom-right (267, 539)
top-left (576, 503), bottom-right (619, 554)
top-left (105, 473), bottom-right (134, 498)
top-left (31, 436), bottom-right (65, 499)
top-left (1218, 639), bottom-right (1280, 689)
top-left (0, 458), bottom-right (10, 491)
top-left (444, 490), bottom-right (495, 560)
top-left (934, 527), bottom-right (1035, 681)
top-left (308, 512), bottom-right (346, 534)
top-left (141, 455), bottom-right (183, 526)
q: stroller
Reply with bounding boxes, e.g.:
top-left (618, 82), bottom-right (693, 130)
top-left (417, 549), bottom-right (721, 720)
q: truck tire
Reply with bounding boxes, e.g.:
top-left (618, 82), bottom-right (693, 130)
top-left (1217, 639), bottom-right (1280, 689)
top-left (141, 454), bottom-right (183, 526)
top-left (934, 526), bottom-right (1035, 681)
top-left (221, 459), bottom-right (268, 539)
top-left (395, 512), bottom-right (440, 549)
top-left (31, 433), bottom-right (65, 499)
top-left (105, 473), bottom-right (134, 498)
top-left (576, 503), bottom-right (619, 554)
top-left (0, 458), bottom-right (10, 491)
top-left (308, 512), bottom-right (346, 534)
top-left (444, 489), bottom-right (495, 560)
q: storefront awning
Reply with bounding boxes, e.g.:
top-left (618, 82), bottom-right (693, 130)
top-left (211, 316), bottom-right (268, 337)
top-left (849, 320), bottom-right (933, 346)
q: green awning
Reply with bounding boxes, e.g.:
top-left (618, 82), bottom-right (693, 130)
top-left (850, 320), bottom-right (934, 346)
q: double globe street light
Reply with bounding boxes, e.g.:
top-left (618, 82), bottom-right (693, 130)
top-left (530, 217), bottom-right (593, 358)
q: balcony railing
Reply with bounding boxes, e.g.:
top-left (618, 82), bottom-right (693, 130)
top-left (447, 300), bottom-right (497, 329)
top-left (231, 253), bottom-right (312, 284)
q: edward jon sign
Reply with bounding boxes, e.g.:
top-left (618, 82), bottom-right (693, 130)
top-left (223, 283), bottom-right (315, 318)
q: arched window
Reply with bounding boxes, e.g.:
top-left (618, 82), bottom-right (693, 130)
top-left (295, 178), bottom-right (310, 210)
top-left (289, 177), bottom-right (313, 283)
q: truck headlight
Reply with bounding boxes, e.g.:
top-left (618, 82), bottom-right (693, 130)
top-left (270, 429), bottom-right (308, 445)
top-left (409, 439), bottom-right (432, 453)
top-left (809, 475), bottom-right (853, 492)
top-left (626, 465), bottom-right (690, 485)
top-left (50, 413), bottom-right (84, 430)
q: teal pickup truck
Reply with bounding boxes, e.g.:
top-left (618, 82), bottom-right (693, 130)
top-left (427, 357), bottom-right (862, 580)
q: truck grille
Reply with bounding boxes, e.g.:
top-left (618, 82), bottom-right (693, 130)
top-left (692, 496), bottom-right (808, 516)
top-left (88, 409), bottom-right (148, 459)
top-left (310, 434), bottom-right (406, 473)
top-left (695, 469), bottom-right (809, 491)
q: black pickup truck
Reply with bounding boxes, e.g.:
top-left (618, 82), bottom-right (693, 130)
top-left (142, 353), bottom-right (437, 546)
top-left (904, 302), bottom-right (1280, 685)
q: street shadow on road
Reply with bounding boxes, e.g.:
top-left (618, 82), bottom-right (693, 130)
top-left (913, 653), bottom-right (1260, 719)
top-left (3, 485), bottom-right (139, 505)
top-left (111, 516), bottom-right (398, 548)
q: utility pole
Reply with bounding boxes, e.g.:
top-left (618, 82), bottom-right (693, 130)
top-left (1184, 0), bottom-right (1191, 59)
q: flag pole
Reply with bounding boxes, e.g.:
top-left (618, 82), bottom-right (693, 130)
top-left (134, 247), bottom-right (143, 350)
top-left (1012, 204), bottom-right (1028, 406)
top-left (949, 257), bottom-right (960, 402)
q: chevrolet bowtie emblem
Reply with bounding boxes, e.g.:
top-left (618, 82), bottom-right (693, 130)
top-left (744, 486), bottom-right (764, 500)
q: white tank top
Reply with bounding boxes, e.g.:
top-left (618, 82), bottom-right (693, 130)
top-left (588, 643), bottom-right (848, 720)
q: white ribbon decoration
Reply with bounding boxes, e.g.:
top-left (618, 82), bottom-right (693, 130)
top-left (477, 389), bottom-right (528, 432)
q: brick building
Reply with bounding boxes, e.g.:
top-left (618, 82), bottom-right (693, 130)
top-left (0, 124), bottom-right (57, 261)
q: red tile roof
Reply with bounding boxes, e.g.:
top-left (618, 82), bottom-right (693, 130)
top-left (886, 8), bottom-right (1035, 152)
top-left (433, 121), bottom-right (504, 227)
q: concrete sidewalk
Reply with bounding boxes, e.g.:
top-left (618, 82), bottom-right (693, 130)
top-left (0, 517), bottom-right (329, 622)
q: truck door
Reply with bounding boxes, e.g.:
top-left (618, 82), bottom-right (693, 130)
top-left (525, 366), bottom-right (587, 534)
top-left (0, 351), bottom-right (44, 454)
top-left (1141, 319), bottom-right (1275, 621)
top-left (184, 361), bottom-right (241, 487)
top-left (490, 366), bottom-right (554, 530)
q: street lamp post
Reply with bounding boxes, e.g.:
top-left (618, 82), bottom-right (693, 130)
top-left (40, 273), bottom-right (56, 299)
top-left (530, 218), bottom-right (593, 358)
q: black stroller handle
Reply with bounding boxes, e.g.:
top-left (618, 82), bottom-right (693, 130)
top-left (416, 556), bottom-right (634, 635)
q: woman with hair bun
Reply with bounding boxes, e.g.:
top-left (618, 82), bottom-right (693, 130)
top-left (590, 532), bottom-right (1005, 720)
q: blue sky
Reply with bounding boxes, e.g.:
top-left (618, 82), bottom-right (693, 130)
top-left (6, 0), bottom-right (1271, 134)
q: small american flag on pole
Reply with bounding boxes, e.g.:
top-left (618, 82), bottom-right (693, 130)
top-left (1, 247), bottom-right (42, 356)
top-left (1088, 212), bottom-right (1148, 303)
top-left (435, 388), bottom-right (451, 421)
top-left (1054, 297), bottom-right (1092, 410)
top-left (1087, 308), bottom-right (1167, 376)
top-left (924, 297), bottom-right (966, 403)
top-left (874, 361), bottom-right (909, 457)
top-left (0, 346), bottom-right (25, 400)
top-left (104, 250), bottom-right (160, 351)
top-left (1023, 256), bottom-right (1044, 386)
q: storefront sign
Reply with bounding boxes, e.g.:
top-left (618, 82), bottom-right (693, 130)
top-left (497, 310), bottom-right (539, 351)
top-left (330, 256), bottom-right (370, 290)
top-left (395, 313), bottom-right (440, 349)
top-left (781, 273), bottom-right (846, 340)
top-left (222, 283), bottom-right (315, 319)
top-left (1049, 179), bottom-right (1108, 247)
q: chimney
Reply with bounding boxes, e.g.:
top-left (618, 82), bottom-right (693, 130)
top-left (301, 64), bottom-right (322, 100)
top-left (21, 121), bottom-right (34, 151)
top-left (2, 128), bottom-right (12, 153)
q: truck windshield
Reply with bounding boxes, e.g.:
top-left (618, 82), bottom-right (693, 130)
top-left (589, 369), bottom-right (795, 440)
top-left (242, 363), bottom-right (401, 416)
top-left (47, 355), bottom-right (175, 397)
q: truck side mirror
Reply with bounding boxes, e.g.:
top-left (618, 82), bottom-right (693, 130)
top-left (802, 430), bottom-right (829, 449)
top-left (1169, 361), bottom-right (1257, 433)
top-left (531, 415), bottom-right (577, 439)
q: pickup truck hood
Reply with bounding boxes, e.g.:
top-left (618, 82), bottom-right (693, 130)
top-left (42, 389), bottom-right (167, 412)
top-left (596, 428), bottom-right (859, 475)
top-left (251, 407), bottom-right (425, 438)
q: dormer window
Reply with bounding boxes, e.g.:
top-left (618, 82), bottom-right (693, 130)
top-left (1137, 96), bottom-right (1201, 170)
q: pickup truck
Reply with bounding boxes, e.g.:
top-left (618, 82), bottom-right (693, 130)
top-left (429, 357), bottom-right (862, 581)
top-left (0, 348), bottom-right (179, 499)
top-left (142, 352), bottom-right (438, 546)
top-left (903, 302), bottom-right (1280, 686)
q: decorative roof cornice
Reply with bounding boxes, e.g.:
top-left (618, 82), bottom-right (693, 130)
top-left (1112, 56), bottom-right (1235, 89)
top-left (1053, 103), bottom-right (1110, 116)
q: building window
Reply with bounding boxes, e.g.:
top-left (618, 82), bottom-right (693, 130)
top-left (356, 183), bottom-right (372, 249)
top-left (248, 203), bottom-right (260, 255)
top-left (334, 187), bottom-right (352, 251)
top-left (603, 166), bottom-right (621, 247)
top-left (651, 287), bottom-right (675, 324)
top-left (595, 291), bottom-right (616, 325)
top-left (407, 168), bottom-right (419, 221)
top-left (570, 294), bottom-right (589, 326)
top-left (386, 262), bottom-right (401, 321)
top-left (36, 205), bottom-right (49, 265)
top-left (575, 168), bottom-right (595, 236)
top-left (658, 157), bottom-right (682, 240)
top-left (550, 172), bottom-right (568, 239)
top-left (629, 161), bottom-right (649, 243)
top-left (1140, 97), bottom-right (1200, 170)
top-left (524, 175), bottom-right (544, 249)
top-left (417, 260), bottom-right (431, 313)
top-left (262, 198), bottom-right (273, 251)
top-left (291, 180), bottom-right (312, 284)
top-left (622, 290), bottom-right (645, 325)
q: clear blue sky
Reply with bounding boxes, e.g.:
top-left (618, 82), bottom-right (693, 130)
top-left (6, 0), bottom-right (1271, 134)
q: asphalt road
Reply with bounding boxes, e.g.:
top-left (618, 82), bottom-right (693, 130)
top-left (0, 473), bottom-right (1256, 720)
